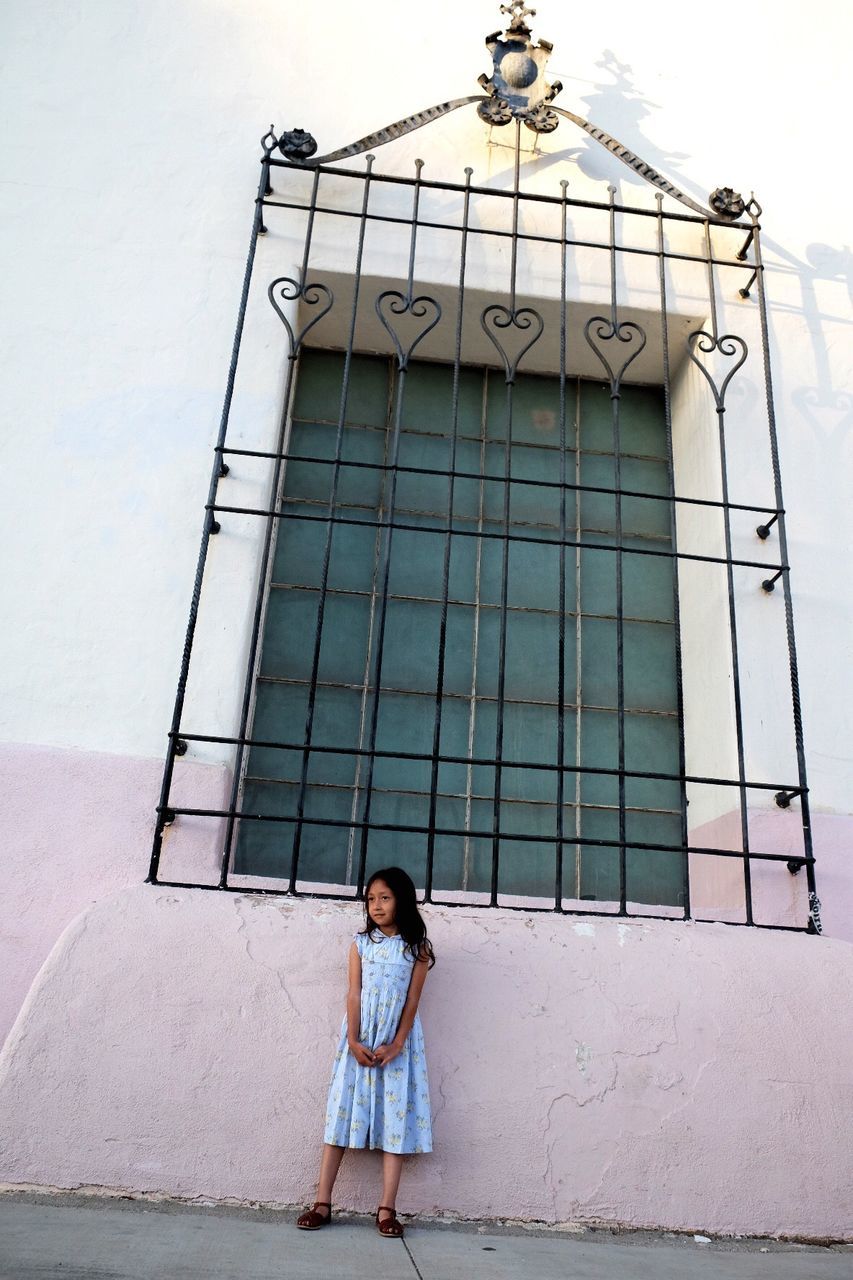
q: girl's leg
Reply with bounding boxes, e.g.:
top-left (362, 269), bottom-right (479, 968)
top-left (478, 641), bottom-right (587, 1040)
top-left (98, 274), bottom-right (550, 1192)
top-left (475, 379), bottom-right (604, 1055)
top-left (315, 1143), bottom-right (346, 1214)
top-left (378, 1151), bottom-right (405, 1222)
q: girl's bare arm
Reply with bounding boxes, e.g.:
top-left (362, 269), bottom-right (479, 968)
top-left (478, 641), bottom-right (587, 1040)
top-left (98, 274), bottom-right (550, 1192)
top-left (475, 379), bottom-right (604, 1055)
top-left (372, 951), bottom-right (430, 1065)
top-left (346, 941), bottom-right (375, 1066)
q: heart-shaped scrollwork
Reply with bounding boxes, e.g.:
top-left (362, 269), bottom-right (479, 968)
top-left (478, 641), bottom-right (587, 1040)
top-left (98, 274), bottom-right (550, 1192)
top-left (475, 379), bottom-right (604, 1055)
top-left (686, 331), bottom-right (748, 412)
top-left (583, 317), bottom-right (647, 393)
top-left (480, 305), bottom-right (545, 384)
top-left (268, 277), bottom-right (334, 354)
top-left (375, 291), bottom-right (442, 370)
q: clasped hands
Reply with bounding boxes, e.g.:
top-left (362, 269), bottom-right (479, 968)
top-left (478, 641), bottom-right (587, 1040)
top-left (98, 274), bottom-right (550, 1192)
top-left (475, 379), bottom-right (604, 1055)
top-left (348, 1038), bottom-right (402, 1068)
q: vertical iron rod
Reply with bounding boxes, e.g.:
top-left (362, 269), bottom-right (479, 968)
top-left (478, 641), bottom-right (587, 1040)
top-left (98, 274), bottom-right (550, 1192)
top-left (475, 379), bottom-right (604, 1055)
top-left (147, 145), bottom-right (272, 884)
top-left (603, 186), bottom-right (628, 913)
top-left (656, 195), bottom-right (691, 918)
top-left (554, 180), bottom-right (569, 910)
top-left (289, 157), bottom-right (376, 889)
top-left (751, 212), bottom-right (817, 921)
top-left (490, 122), bottom-right (522, 906)
top-left (704, 219), bottom-right (754, 923)
top-left (356, 161), bottom-right (426, 896)
top-left (219, 167), bottom-right (323, 887)
top-left (425, 168), bottom-right (473, 902)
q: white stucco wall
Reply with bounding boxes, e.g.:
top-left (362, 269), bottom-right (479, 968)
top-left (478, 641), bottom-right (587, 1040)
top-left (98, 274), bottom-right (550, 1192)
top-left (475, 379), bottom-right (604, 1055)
top-left (1, 0), bottom-right (852, 1232)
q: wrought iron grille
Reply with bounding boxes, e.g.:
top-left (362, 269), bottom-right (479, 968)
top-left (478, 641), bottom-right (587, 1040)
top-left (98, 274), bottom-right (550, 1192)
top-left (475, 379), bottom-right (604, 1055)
top-left (148, 6), bottom-right (817, 931)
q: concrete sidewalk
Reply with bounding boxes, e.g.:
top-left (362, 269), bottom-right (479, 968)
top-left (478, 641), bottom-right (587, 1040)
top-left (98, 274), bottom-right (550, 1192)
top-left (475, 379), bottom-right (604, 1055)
top-left (1, 1194), bottom-right (851, 1280)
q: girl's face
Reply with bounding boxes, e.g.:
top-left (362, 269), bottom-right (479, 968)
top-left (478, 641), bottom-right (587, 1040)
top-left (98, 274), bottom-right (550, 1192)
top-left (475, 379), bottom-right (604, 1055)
top-left (367, 880), bottom-right (397, 930)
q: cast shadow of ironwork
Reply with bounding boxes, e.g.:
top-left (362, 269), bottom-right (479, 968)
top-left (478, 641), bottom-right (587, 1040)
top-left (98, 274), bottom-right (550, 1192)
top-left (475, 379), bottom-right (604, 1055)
top-left (790, 242), bottom-right (853, 446)
top-left (574, 50), bottom-right (691, 192)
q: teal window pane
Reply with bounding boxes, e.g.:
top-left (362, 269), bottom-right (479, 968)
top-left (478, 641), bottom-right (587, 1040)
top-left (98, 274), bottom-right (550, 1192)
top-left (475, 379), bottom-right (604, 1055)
top-left (242, 356), bottom-right (683, 906)
top-left (259, 590), bottom-right (319, 681)
top-left (623, 620), bottom-right (678, 712)
top-left (624, 712), bottom-right (682, 811)
top-left (379, 599), bottom-right (441, 693)
top-left (452, 438), bottom-right (485, 520)
top-left (622, 543), bottom-right (675, 622)
top-left (577, 709), bottom-right (619, 806)
top-left (442, 605), bottom-right (475, 696)
top-left (388, 526), bottom-right (450, 600)
top-left (511, 480), bottom-right (561, 532)
top-left (503, 610), bottom-right (560, 703)
top-left (621, 456), bottom-right (671, 538)
top-left (316, 593), bottom-right (372, 685)
top-left (272, 512), bottom-right (328, 589)
top-left (625, 812), bottom-right (685, 906)
top-left (400, 361), bottom-right (482, 437)
top-left (396, 433), bottom-right (451, 516)
top-left (485, 371), bottom-right (564, 447)
top-left (577, 381), bottom-right (614, 453)
top-left (576, 807), bottom-right (620, 901)
top-left (580, 616), bottom-right (617, 707)
top-left (507, 539), bottom-right (560, 611)
top-left (501, 701), bottom-right (558, 770)
top-left (498, 798), bottom-right (556, 897)
top-left (578, 452), bottom-right (616, 533)
top-left (362, 791), bottom-right (428, 886)
top-left (292, 350), bottom-right (389, 427)
top-left (614, 385), bottom-right (668, 459)
top-left (578, 538), bottom-right (616, 616)
top-left (372, 691), bottom-right (435, 793)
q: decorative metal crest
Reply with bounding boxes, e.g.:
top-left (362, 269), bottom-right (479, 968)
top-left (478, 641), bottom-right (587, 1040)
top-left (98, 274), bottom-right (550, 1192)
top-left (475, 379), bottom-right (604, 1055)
top-left (273, 3), bottom-right (748, 223)
top-left (477, 2), bottom-right (562, 134)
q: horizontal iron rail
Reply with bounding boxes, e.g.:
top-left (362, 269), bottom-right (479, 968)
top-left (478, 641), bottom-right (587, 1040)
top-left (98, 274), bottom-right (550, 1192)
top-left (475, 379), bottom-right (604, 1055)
top-left (207, 502), bottom-right (788, 573)
top-left (259, 196), bottom-right (757, 269)
top-left (158, 803), bottom-right (813, 866)
top-left (171, 731), bottom-right (805, 796)
top-left (216, 445), bottom-right (782, 518)
top-left (267, 157), bottom-right (754, 230)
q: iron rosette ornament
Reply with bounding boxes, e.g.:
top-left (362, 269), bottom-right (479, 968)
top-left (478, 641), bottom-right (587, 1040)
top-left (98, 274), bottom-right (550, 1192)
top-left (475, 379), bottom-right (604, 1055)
top-left (277, 127), bottom-right (318, 161)
top-left (709, 186), bottom-right (747, 221)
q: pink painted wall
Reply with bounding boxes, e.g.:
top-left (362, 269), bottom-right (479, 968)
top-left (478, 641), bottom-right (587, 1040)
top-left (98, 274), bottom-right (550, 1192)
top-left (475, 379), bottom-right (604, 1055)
top-left (1, 884), bottom-right (851, 1237)
top-left (688, 808), bottom-right (853, 942)
top-left (0, 743), bottom-right (228, 1048)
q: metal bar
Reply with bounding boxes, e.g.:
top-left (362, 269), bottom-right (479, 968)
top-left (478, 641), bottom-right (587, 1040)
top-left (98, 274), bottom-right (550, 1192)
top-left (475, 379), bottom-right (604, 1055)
top-left (609, 186), bottom-right (628, 914)
top-left (286, 159), bottom-right (376, 888)
top-left (424, 167), bottom-right (473, 902)
top-left (146, 145), bottom-right (271, 885)
top-left (490, 123), bottom-right (522, 905)
top-left (159, 805), bottom-right (814, 866)
top-left (656, 194), bottom-right (691, 918)
top-left (355, 160), bottom-right (430, 896)
top-left (217, 446), bottom-right (782, 516)
top-left (704, 218), bottom-right (754, 923)
top-left (267, 156), bottom-right (753, 228)
top-left (258, 196), bottom-right (759, 267)
top-left (751, 214), bottom-right (817, 923)
top-left (207, 504), bottom-right (788, 573)
top-left (554, 179), bottom-right (569, 911)
top-left (173, 730), bottom-right (806, 795)
top-left (218, 165), bottom-right (324, 889)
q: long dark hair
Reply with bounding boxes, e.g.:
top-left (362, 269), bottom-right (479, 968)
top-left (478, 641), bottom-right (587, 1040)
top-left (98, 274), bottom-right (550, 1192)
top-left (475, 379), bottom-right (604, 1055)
top-left (361, 867), bottom-right (436, 968)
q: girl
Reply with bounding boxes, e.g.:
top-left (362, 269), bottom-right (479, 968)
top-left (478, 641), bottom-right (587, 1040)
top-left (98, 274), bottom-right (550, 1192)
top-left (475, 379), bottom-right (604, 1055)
top-left (296, 866), bottom-right (435, 1238)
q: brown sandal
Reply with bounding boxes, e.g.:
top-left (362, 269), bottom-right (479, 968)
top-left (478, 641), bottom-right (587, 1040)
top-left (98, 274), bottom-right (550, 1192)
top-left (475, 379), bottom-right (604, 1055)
top-left (375, 1205), bottom-right (404, 1238)
top-left (296, 1201), bottom-right (332, 1230)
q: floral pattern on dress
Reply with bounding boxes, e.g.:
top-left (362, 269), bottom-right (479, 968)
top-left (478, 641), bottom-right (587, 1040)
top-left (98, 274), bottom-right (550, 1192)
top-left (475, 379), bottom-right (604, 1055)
top-left (323, 930), bottom-right (432, 1154)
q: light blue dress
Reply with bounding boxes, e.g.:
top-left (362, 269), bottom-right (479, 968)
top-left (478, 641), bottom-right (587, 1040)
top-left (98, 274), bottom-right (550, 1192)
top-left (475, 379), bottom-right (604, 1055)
top-left (323, 930), bottom-right (432, 1154)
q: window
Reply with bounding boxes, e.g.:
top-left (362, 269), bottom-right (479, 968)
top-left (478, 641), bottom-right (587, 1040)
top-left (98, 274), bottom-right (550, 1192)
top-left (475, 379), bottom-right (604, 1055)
top-left (234, 349), bottom-right (683, 907)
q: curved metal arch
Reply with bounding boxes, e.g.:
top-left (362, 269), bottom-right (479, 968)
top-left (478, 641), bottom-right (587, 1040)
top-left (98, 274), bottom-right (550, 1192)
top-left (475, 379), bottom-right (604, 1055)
top-left (276, 98), bottom-right (741, 222)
